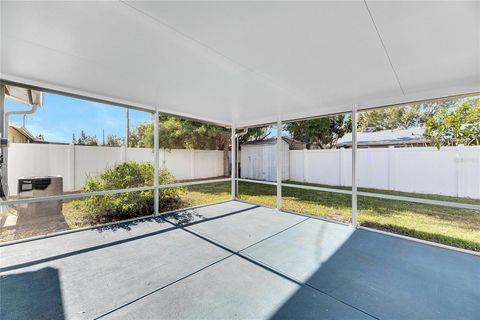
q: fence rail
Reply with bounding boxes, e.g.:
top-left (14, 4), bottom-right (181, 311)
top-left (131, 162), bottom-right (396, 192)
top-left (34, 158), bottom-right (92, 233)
top-left (5, 143), bottom-right (480, 199)
top-left (243, 145), bottom-right (480, 199)
top-left (6, 143), bottom-right (225, 196)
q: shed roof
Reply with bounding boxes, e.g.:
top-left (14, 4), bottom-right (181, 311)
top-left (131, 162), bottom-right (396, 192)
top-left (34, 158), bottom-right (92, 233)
top-left (1, 1), bottom-right (478, 127)
top-left (242, 137), bottom-right (304, 147)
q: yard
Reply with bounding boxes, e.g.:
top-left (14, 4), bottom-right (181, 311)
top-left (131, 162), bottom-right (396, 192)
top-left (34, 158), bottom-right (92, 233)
top-left (2, 180), bottom-right (479, 252)
top-left (185, 181), bottom-right (480, 252)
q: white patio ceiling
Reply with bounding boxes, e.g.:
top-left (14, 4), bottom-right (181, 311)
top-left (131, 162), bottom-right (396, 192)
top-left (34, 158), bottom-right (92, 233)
top-left (1, 1), bottom-right (479, 127)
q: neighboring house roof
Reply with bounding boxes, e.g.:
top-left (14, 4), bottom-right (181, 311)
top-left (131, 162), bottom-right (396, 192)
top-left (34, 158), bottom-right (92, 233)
top-left (5, 85), bottom-right (43, 106)
top-left (337, 127), bottom-right (429, 147)
top-left (9, 122), bottom-right (41, 142)
top-left (241, 137), bottom-right (306, 150)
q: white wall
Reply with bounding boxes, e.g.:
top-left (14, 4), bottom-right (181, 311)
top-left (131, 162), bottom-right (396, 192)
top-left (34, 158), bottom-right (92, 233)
top-left (240, 141), bottom-right (290, 181)
top-left (6, 143), bottom-right (225, 195)
top-left (290, 146), bottom-right (480, 199)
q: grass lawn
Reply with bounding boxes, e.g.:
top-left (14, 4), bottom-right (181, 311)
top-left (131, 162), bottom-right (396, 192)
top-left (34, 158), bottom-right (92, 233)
top-left (180, 182), bottom-right (231, 208)
top-left (7, 180), bottom-right (477, 252)
top-left (184, 181), bottom-right (480, 252)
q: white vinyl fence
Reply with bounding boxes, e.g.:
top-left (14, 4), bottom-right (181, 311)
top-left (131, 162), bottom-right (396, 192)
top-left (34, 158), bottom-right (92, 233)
top-left (7, 143), bottom-right (225, 196)
top-left (290, 146), bottom-right (480, 199)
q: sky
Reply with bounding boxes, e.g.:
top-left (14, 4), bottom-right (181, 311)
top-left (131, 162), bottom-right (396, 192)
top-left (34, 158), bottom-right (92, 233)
top-left (5, 92), bottom-right (152, 143)
top-left (5, 91), bottom-right (475, 144)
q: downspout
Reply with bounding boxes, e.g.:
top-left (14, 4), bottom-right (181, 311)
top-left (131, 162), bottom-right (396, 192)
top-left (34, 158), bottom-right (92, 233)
top-left (1, 98), bottom-right (41, 198)
top-left (4, 104), bottom-right (40, 132)
top-left (235, 128), bottom-right (248, 197)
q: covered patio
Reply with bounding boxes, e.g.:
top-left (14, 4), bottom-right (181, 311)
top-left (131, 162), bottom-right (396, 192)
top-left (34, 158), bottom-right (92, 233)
top-left (1, 1), bottom-right (479, 319)
top-left (2, 201), bottom-right (478, 319)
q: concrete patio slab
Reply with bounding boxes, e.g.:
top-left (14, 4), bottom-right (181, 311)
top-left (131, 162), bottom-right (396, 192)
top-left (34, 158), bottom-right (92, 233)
top-left (166, 203), bottom-right (307, 251)
top-left (164, 200), bottom-right (257, 225)
top-left (1, 217), bottom-right (230, 319)
top-left (101, 255), bottom-right (374, 320)
top-left (243, 217), bottom-right (355, 282)
top-left (244, 216), bottom-right (480, 320)
top-left (0, 216), bottom-right (173, 267)
top-left (1, 201), bottom-right (479, 320)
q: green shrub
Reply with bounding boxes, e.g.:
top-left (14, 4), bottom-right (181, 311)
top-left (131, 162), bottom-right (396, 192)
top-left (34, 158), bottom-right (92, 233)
top-left (72, 162), bottom-right (183, 224)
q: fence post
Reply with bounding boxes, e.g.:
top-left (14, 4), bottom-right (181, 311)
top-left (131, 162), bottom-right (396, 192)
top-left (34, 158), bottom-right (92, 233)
top-left (68, 143), bottom-right (75, 191)
top-left (455, 145), bottom-right (463, 197)
top-left (303, 148), bottom-right (307, 182)
top-left (160, 148), bottom-right (165, 169)
top-left (388, 146), bottom-right (395, 190)
top-left (120, 145), bottom-right (127, 163)
top-left (190, 150), bottom-right (195, 180)
top-left (339, 148), bottom-right (344, 186)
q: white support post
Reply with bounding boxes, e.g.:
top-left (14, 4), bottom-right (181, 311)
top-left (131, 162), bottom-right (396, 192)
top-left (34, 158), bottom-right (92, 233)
top-left (231, 124), bottom-right (236, 200)
top-left (0, 84), bottom-right (4, 138)
top-left (154, 107), bottom-right (159, 215)
top-left (351, 104), bottom-right (358, 226)
top-left (0, 84), bottom-right (5, 206)
top-left (276, 119), bottom-right (282, 210)
top-left (236, 132), bottom-right (239, 195)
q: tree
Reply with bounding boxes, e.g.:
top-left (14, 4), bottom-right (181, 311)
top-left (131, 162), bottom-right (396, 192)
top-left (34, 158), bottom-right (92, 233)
top-left (128, 117), bottom-right (271, 150)
top-left (284, 115), bottom-right (351, 149)
top-left (237, 127), bottom-right (271, 145)
top-left (35, 134), bottom-right (45, 141)
top-left (424, 98), bottom-right (480, 149)
top-left (105, 135), bottom-right (123, 147)
top-left (125, 116), bottom-right (272, 175)
top-left (357, 99), bottom-right (457, 132)
top-left (358, 106), bottom-right (419, 131)
top-left (127, 116), bottom-right (230, 175)
top-left (129, 122), bottom-right (154, 148)
top-left (73, 130), bottom-right (99, 146)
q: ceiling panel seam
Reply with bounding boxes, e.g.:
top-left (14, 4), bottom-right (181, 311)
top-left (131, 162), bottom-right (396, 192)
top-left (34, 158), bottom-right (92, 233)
top-left (119, 0), bottom-right (315, 106)
top-left (363, 0), bottom-right (406, 96)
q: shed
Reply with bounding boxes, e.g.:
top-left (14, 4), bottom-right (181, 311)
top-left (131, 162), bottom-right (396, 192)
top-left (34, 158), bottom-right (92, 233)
top-left (240, 138), bottom-right (294, 181)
